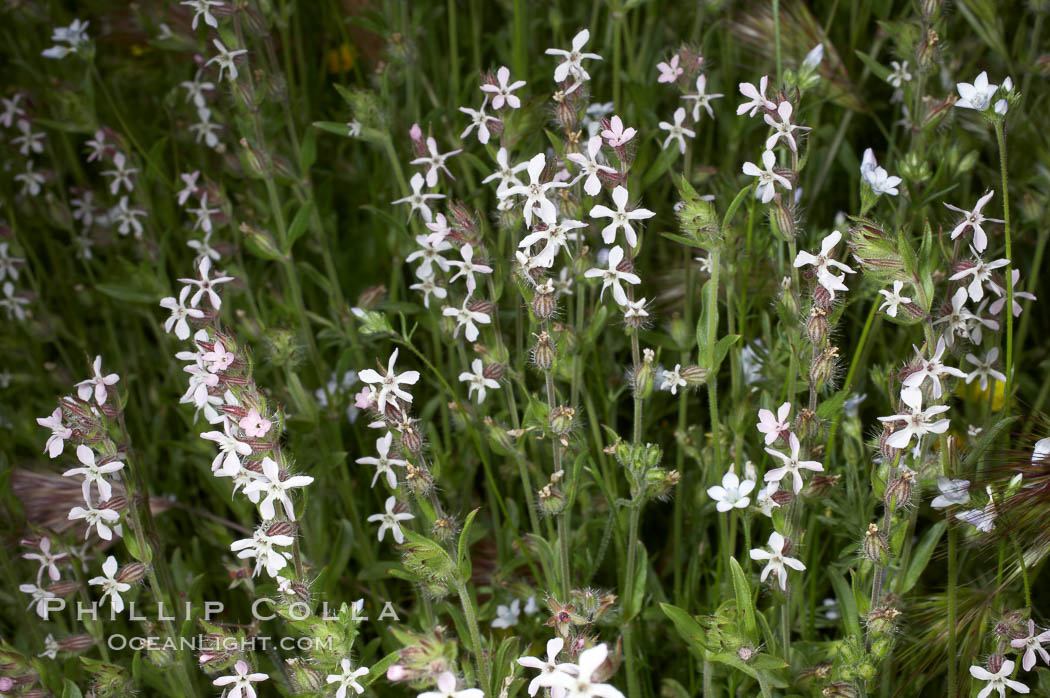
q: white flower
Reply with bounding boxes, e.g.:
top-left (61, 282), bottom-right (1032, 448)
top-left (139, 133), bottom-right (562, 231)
top-left (459, 359), bottom-right (500, 405)
top-left (802, 43), bottom-right (824, 70)
top-left (506, 153), bottom-right (568, 227)
top-left (19, 583), bottom-right (56, 619)
top-left (0, 94), bottom-right (26, 128)
top-left (520, 213), bottom-right (586, 268)
top-left (743, 150), bottom-right (791, 204)
top-left (71, 190), bottom-right (97, 229)
top-left (191, 107), bottom-right (222, 148)
top-left (326, 658), bottom-right (369, 698)
top-left (683, 74), bottom-right (724, 121)
top-left (764, 101), bottom-right (809, 153)
top-left (37, 407), bottom-right (72, 458)
top-left (968, 659), bottom-right (1028, 697)
top-left (492, 599), bottom-right (521, 629)
top-left (458, 98), bottom-right (500, 145)
top-left (410, 137), bottom-right (462, 188)
top-left (213, 660), bottom-right (268, 698)
top-left (860, 148), bottom-right (902, 196)
top-left (367, 496), bottom-right (414, 544)
top-left (524, 596), bottom-right (539, 614)
top-left (518, 637), bottom-right (578, 697)
top-left (944, 190), bottom-right (1002, 253)
top-left (933, 287), bottom-right (976, 347)
top-left (23, 538), bottom-right (68, 583)
top-left (15, 160), bottom-right (46, 196)
top-left (737, 76), bottom-right (776, 117)
top-left (955, 71), bottom-right (999, 111)
top-left (950, 251), bottom-right (1010, 303)
top-left (406, 234), bottom-right (452, 279)
top-left (189, 193), bottom-right (220, 234)
top-left (623, 297), bottom-right (648, 323)
top-left (178, 257), bottom-right (233, 309)
top-left (749, 531), bottom-right (805, 591)
top-left (201, 421), bottom-right (252, 475)
top-left (964, 348), bottom-right (1007, 391)
top-left (443, 300), bottom-right (491, 341)
top-left (707, 471), bottom-right (755, 512)
top-left (206, 38), bottom-right (248, 81)
top-left (660, 364), bottom-right (687, 394)
top-left (1010, 620), bottom-right (1050, 672)
top-left (392, 172), bottom-right (445, 223)
top-left (38, 634), bottom-right (59, 659)
top-left (764, 433), bottom-right (823, 494)
top-left (356, 432), bottom-right (408, 489)
top-left (42, 19), bottom-right (90, 59)
top-left (756, 483), bottom-right (781, 517)
top-left (230, 527), bottom-right (294, 577)
top-left (110, 196), bottom-right (147, 238)
top-left (88, 556), bottom-right (131, 614)
top-left (658, 107), bottom-right (696, 155)
top-left (956, 491), bottom-right (997, 533)
top-left (11, 119), bottom-right (45, 156)
top-left (243, 457), bottom-right (314, 521)
top-left (448, 244), bottom-right (493, 296)
top-left (0, 242), bottom-right (24, 282)
top-left (902, 336), bottom-right (967, 399)
top-left (68, 504), bottom-right (122, 540)
top-left (481, 66), bottom-right (526, 109)
top-left (180, 73), bottom-right (214, 109)
top-left (545, 29), bottom-right (602, 93)
top-left (0, 282), bottom-right (29, 321)
top-left (589, 185), bottom-right (655, 248)
top-left (793, 230), bottom-right (855, 300)
top-left (657, 54), bottom-right (683, 83)
top-left (409, 275), bottom-right (448, 308)
top-left (64, 444), bottom-right (125, 504)
top-left (878, 386), bottom-right (950, 449)
top-left (756, 402), bottom-right (791, 445)
top-left (887, 60), bottom-right (912, 88)
top-left (359, 348), bottom-right (420, 412)
top-left (878, 280), bottom-right (911, 317)
top-left (160, 286), bottom-right (205, 340)
top-left (584, 245), bottom-right (640, 306)
top-left (567, 135), bottom-right (616, 196)
top-left (483, 147), bottom-right (529, 198)
top-left (181, 0), bottom-right (223, 29)
top-left (101, 152), bottom-right (138, 195)
top-left (930, 477), bottom-right (970, 509)
top-left (539, 643), bottom-right (625, 698)
top-left (988, 269), bottom-right (1037, 317)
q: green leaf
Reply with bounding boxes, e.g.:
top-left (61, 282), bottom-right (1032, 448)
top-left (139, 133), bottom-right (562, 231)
top-left (897, 520), bottom-right (947, 594)
top-left (711, 334), bottom-right (740, 375)
top-left (622, 540), bottom-right (647, 622)
top-left (730, 557), bottom-right (758, 642)
top-left (721, 183), bottom-right (754, 232)
top-left (285, 201), bottom-right (314, 252)
top-left (829, 567), bottom-right (862, 637)
top-left (61, 679), bottom-right (84, 698)
top-left (816, 389), bottom-right (850, 420)
top-left (299, 127), bottom-right (318, 172)
top-left (96, 283), bottom-right (157, 305)
top-left (853, 50), bottom-right (892, 82)
top-left (313, 120), bottom-right (356, 137)
top-left (659, 602), bottom-right (714, 655)
top-left (660, 231), bottom-right (707, 249)
top-left (457, 508), bottom-right (480, 582)
top-left (361, 651), bottom-right (399, 688)
top-left (642, 143), bottom-right (680, 189)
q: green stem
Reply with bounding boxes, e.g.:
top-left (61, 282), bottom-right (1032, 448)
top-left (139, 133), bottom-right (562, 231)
top-left (994, 122), bottom-right (1014, 403)
top-left (456, 581), bottom-right (490, 690)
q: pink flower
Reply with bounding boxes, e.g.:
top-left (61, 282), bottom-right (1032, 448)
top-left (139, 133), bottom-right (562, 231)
top-left (757, 402), bottom-right (791, 445)
top-left (601, 115), bottom-right (636, 147)
top-left (409, 123), bottom-right (422, 142)
top-left (657, 55), bottom-right (683, 83)
top-left (386, 664), bottom-right (408, 681)
top-left (239, 408), bottom-right (271, 438)
top-left (354, 387), bottom-right (376, 410)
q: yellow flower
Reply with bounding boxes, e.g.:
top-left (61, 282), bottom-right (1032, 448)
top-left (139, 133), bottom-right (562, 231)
top-left (961, 377), bottom-right (1005, 410)
top-left (326, 43), bottom-right (356, 74)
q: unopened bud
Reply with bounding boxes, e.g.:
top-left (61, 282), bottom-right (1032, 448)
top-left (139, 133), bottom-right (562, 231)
top-left (532, 331), bottom-right (556, 371)
top-left (769, 197), bottom-right (796, 242)
top-left (633, 356), bottom-right (654, 400)
top-left (778, 276), bottom-right (800, 318)
top-left (483, 362), bottom-right (504, 381)
top-left (532, 280), bottom-right (558, 319)
top-left (266, 521), bottom-right (297, 538)
top-left (469, 299), bottom-right (495, 316)
top-left (46, 581), bottom-right (79, 596)
top-left (863, 523), bottom-right (889, 565)
top-left (58, 635), bottom-right (95, 652)
top-left (680, 365), bottom-right (708, 385)
top-left (401, 424), bottom-right (424, 454)
top-left (809, 346), bottom-right (839, 392)
top-left (867, 606), bottom-right (901, 634)
top-left (549, 406), bottom-right (575, 436)
top-left (822, 682), bottom-right (859, 698)
top-left (116, 563), bottom-right (147, 585)
top-left (287, 658), bottom-right (324, 692)
top-left (806, 307), bottom-right (829, 346)
top-left (886, 468), bottom-right (916, 508)
top-left (916, 29), bottom-right (939, 71)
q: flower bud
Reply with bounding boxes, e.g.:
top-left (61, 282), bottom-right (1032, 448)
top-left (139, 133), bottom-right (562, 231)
top-left (532, 331), bottom-right (556, 371)
top-left (633, 354), bottom-right (655, 400)
top-left (863, 523), bottom-right (889, 565)
top-left (239, 221), bottom-right (283, 260)
top-left (771, 489), bottom-right (795, 507)
top-left (866, 606), bottom-right (901, 635)
top-left (538, 484), bottom-right (566, 516)
top-left (680, 365), bottom-right (708, 386)
top-left (116, 563), bottom-right (147, 585)
top-left (921, 0), bottom-right (941, 20)
top-left (401, 424), bottom-right (424, 455)
top-left (769, 197), bottom-right (796, 242)
top-left (286, 658), bottom-right (324, 692)
top-left (405, 463), bottom-right (434, 497)
top-left (806, 307), bottom-right (829, 346)
top-left (822, 681), bottom-right (859, 697)
top-left (266, 521), bottom-right (297, 538)
top-left (532, 280), bottom-right (558, 319)
top-left (483, 362), bottom-right (505, 382)
top-left (58, 635), bottom-right (95, 652)
top-left (646, 468), bottom-right (680, 499)
top-left (549, 406), bottom-right (575, 436)
top-left (989, 653), bottom-right (1006, 674)
top-left (46, 581), bottom-right (79, 596)
top-left (809, 346), bottom-right (839, 392)
top-left (794, 408), bottom-right (819, 442)
top-left (885, 467), bottom-right (916, 509)
top-left (778, 276), bottom-right (800, 318)
top-left (916, 28), bottom-right (939, 71)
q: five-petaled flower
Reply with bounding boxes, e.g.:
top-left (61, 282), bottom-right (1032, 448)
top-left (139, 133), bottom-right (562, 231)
top-left (793, 230), bottom-right (855, 300)
top-left (459, 358), bottom-right (500, 404)
top-left (968, 659), bottom-right (1028, 698)
top-left (367, 496), bottom-right (415, 544)
top-left (481, 66), bottom-right (526, 109)
top-left (393, 172), bottom-right (445, 223)
top-left (743, 150), bottom-right (791, 203)
top-left (878, 280), bottom-right (912, 318)
top-left (213, 660), bottom-right (268, 698)
top-left (658, 107), bottom-right (696, 154)
top-left (64, 445), bottom-right (125, 504)
top-left (88, 556), bottom-right (131, 614)
top-left (359, 348), bottom-right (420, 413)
top-left (545, 29), bottom-right (602, 94)
top-left (878, 386), bottom-right (950, 449)
top-left (243, 456), bottom-right (315, 521)
top-left (1010, 620), bottom-right (1050, 672)
top-left (356, 432), bottom-right (408, 489)
top-left (589, 185), bottom-right (655, 248)
top-left (756, 402), bottom-right (791, 445)
top-left (584, 245), bottom-right (641, 307)
top-left (326, 658), bottom-right (370, 698)
top-left (764, 433), bottom-right (824, 494)
top-left (749, 531), bottom-right (805, 591)
top-left (707, 470), bottom-right (755, 512)
top-left (944, 191), bottom-right (1003, 253)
